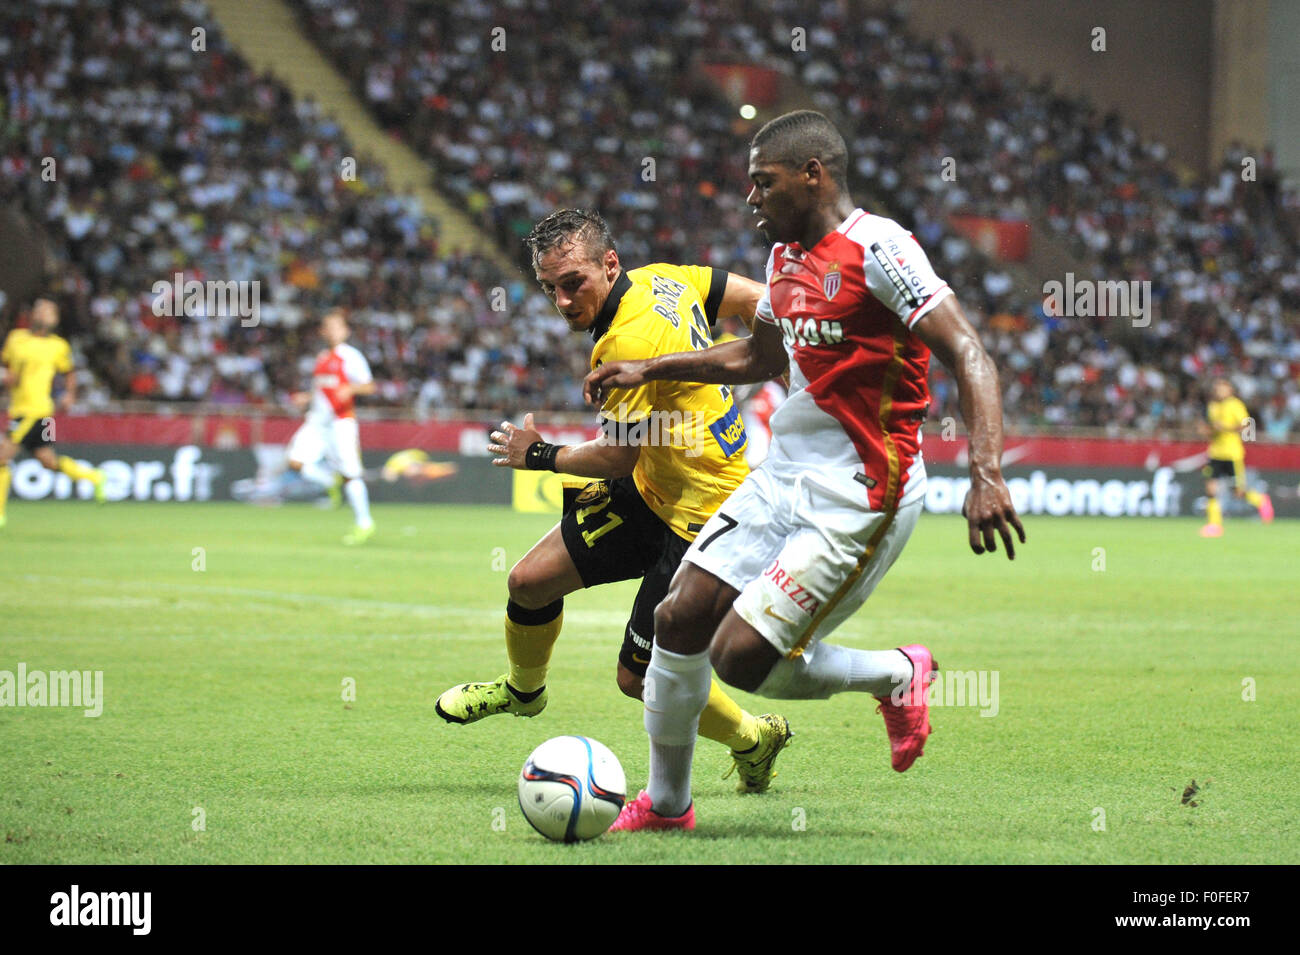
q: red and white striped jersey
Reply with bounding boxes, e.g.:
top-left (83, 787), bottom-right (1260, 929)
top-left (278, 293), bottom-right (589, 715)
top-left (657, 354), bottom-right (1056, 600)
top-left (756, 209), bottom-right (951, 511)
top-left (306, 343), bottom-right (372, 423)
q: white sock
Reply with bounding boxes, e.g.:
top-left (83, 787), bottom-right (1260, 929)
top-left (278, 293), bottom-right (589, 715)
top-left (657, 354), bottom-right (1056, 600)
top-left (755, 645), bottom-right (912, 699)
top-left (343, 477), bottom-right (372, 528)
top-left (298, 461), bottom-right (334, 490)
top-left (644, 644), bottom-right (711, 817)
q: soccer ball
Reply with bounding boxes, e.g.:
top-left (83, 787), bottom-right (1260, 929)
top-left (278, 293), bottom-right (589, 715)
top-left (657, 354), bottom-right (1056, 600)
top-left (518, 736), bottom-right (626, 842)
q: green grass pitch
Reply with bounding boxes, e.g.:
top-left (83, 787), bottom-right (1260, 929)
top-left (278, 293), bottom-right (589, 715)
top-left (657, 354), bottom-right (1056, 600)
top-left (1, 501), bottom-right (1296, 864)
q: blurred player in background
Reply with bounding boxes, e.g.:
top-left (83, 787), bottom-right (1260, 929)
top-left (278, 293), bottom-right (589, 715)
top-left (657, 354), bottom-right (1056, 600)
top-left (741, 379), bottom-right (786, 468)
top-left (287, 309), bottom-right (376, 545)
top-left (1199, 377), bottom-right (1273, 537)
top-left (587, 111), bottom-right (1025, 831)
top-left (436, 208), bottom-right (794, 793)
top-left (0, 297), bottom-right (106, 528)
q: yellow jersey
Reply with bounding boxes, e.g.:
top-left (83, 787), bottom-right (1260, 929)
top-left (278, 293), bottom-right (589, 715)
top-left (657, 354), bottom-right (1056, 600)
top-left (2, 329), bottom-right (73, 419)
top-left (1207, 396), bottom-right (1249, 461)
top-left (589, 264), bottom-right (749, 539)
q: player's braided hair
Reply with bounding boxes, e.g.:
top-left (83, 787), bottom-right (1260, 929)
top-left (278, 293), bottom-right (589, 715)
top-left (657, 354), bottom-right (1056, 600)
top-left (524, 209), bottom-right (617, 267)
top-left (751, 110), bottom-right (849, 186)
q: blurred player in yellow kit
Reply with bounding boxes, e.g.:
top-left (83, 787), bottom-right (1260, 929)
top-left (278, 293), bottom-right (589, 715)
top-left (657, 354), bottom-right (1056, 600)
top-left (1199, 377), bottom-right (1272, 537)
top-left (0, 298), bottom-right (106, 528)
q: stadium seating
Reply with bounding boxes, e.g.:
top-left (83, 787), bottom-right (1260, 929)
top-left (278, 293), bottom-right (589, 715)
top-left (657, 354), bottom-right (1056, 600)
top-left (3, 0), bottom-right (1296, 437)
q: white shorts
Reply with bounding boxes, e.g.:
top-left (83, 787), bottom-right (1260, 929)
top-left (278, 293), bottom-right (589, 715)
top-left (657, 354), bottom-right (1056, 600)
top-left (287, 417), bottom-right (363, 479)
top-left (683, 463), bottom-right (922, 659)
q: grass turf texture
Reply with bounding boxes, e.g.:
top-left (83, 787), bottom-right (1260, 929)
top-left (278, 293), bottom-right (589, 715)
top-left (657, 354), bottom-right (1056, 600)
top-left (1, 501), bottom-right (1295, 864)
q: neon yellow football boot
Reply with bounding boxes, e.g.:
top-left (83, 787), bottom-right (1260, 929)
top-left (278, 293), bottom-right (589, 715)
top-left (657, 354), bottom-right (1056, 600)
top-left (435, 675), bottom-right (548, 724)
top-left (724, 713), bottom-right (793, 794)
top-left (342, 523), bottom-right (375, 546)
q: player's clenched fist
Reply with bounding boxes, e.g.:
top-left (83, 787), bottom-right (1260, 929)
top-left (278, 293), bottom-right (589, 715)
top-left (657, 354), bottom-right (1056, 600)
top-left (488, 412), bottom-right (545, 469)
top-left (583, 360), bottom-right (650, 407)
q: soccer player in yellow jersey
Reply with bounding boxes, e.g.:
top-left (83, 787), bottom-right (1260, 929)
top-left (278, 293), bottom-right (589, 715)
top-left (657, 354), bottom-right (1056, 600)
top-left (1199, 377), bottom-right (1272, 537)
top-left (0, 298), bottom-right (106, 528)
top-left (436, 209), bottom-right (793, 793)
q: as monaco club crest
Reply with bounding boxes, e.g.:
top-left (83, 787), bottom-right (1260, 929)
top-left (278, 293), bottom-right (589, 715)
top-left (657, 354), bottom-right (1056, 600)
top-left (823, 262), bottom-right (841, 300)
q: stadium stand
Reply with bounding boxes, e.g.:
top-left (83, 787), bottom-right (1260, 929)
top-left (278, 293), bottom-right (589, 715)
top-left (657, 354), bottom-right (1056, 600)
top-left (2, 0), bottom-right (1296, 437)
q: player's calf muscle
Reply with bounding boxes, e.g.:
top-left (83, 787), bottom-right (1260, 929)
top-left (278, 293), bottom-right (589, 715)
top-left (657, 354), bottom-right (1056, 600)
top-left (710, 620), bottom-right (779, 692)
top-left (615, 664), bottom-right (643, 700)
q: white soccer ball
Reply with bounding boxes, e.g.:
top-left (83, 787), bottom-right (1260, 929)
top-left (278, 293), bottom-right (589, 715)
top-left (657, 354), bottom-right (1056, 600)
top-left (518, 736), bottom-right (626, 842)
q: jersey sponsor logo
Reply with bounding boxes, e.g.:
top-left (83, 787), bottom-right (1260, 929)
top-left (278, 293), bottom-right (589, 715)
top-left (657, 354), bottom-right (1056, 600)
top-left (870, 239), bottom-right (927, 309)
top-left (707, 403), bottom-right (747, 458)
top-left (314, 373), bottom-right (341, 388)
top-left (761, 559), bottom-right (821, 614)
top-left (823, 261), bottom-right (841, 300)
top-left (777, 316), bottom-right (845, 348)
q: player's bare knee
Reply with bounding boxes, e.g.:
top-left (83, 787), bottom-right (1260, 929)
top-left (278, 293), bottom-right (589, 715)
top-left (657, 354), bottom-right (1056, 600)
top-left (653, 594), bottom-right (689, 643)
top-left (507, 563), bottom-right (553, 609)
top-left (615, 665), bottom-right (643, 700)
top-left (287, 460), bottom-right (303, 472)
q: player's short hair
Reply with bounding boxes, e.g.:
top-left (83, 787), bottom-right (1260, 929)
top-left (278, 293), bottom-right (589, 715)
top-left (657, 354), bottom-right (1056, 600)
top-left (751, 110), bottom-right (849, 186)
top-left (525, 209), bottom-right (616, 268)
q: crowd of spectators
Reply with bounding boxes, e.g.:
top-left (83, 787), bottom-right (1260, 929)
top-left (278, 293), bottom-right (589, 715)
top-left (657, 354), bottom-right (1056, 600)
top-left (290, 0), bottom-right (1300, 438)
top-left (3, 0), bottom-right (1297, 439)
top-left (1, 0), bottom-right (588, 413)
top-left (716, 0), bottom-right (1300, 437)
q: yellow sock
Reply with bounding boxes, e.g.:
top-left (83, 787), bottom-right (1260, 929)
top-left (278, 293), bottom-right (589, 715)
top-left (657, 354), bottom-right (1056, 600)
top-left (57, 456), bottom-right (100, 483)
top-left (504, 599), bottom-right (563, 693)
top-left (1245, 490), bottom-right (1264, 509)
top-left (0, 464), bottom-right (10, 519)
top-left (697, 679), bottom-right (761, 751)
top-left (1206, 498), bottom-right (1222, 526)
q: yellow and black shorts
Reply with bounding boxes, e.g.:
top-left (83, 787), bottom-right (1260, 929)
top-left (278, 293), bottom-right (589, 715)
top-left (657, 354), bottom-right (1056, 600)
top-left (560, 476), bottom-right (693, 678)
top-left (7, 414), bottom-right (54, 453)
top-left (1203, 457), bottom-right (1246, 489)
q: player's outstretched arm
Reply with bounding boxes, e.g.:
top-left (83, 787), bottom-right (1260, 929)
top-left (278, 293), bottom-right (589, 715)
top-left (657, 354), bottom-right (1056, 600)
top-left (718, 273), bottom-right (766, 332)
top-left (913, 297), bottom-right (1026, 559)
top-left (583, 319), bottom-right (787, 406)
top-left (489, 412), bottom-right (640, 478)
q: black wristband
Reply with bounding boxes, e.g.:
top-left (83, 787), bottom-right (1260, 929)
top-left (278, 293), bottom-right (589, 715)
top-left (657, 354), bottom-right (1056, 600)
top-left (525, 441), bottom-right (561, 472)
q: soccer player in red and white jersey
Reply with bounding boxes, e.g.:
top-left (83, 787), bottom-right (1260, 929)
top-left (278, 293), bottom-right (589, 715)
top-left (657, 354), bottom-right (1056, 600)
top-left (585, 110), bottom-right (1026, 831)
top-left (288, 309), bottom-right (377, 545)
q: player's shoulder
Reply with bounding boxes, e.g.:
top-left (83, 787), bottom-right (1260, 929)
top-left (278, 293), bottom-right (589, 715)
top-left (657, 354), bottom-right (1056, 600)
top-left (628, 262), bottom-right (704, 292)
top-left (838, 210), bottom-right (916, 252)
